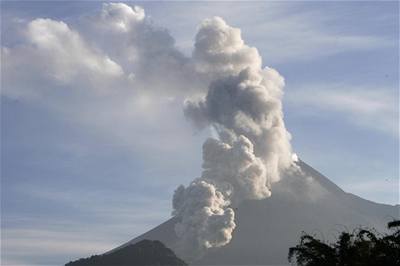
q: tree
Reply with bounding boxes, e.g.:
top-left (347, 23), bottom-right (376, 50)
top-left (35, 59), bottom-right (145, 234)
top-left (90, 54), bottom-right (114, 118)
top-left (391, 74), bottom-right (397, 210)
top-left (288, 220), bottom-right (400, 266)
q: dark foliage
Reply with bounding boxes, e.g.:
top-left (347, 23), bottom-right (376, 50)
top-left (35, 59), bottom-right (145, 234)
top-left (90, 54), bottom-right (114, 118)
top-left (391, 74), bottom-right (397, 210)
top-left (65, 239), bottom-right (187, 266)
top-left (288, 220), bottom-right (400, 266)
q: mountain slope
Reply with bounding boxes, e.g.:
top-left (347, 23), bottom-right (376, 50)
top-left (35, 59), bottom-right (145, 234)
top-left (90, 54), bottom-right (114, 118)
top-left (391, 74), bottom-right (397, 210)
top-left (66, 240), bottom-right (187, 266)
top-left (110, 160), bottom-right (399, 265)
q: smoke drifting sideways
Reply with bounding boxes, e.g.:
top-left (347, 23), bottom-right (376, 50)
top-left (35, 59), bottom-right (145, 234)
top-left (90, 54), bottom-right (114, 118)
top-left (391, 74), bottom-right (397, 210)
top-left (172, 17), bottom-right (295, 259)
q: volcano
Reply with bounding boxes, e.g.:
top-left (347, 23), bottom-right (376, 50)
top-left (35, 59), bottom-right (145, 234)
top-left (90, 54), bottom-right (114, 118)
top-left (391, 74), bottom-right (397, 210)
top-left (108, 160), bottom-right (398, 265)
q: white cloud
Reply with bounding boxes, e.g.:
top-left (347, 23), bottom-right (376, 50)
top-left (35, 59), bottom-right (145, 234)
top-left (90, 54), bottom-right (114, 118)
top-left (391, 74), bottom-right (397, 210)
top-left (1, 3), bottom-right (207, 163)
top-left (94, 3), bottom-right (145, 32)
top-left (285, 84), bottom-right (398, 136)
top-left (26, 18), bottom-right (124, 80)
top-left (2, 18), bottom-right (124, 100)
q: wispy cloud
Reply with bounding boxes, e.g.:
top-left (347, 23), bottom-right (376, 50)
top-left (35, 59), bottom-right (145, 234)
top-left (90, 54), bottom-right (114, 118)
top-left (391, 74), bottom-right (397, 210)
top-left (341, 178), bottom-right (399, 205)
top-left (13, 184), bottom-right (172, 223)
top-left (247, 11), bottom-right (393, 64)
top-left (285, 84), bottom-right (398, 137)
top-left (2, 185), bottom-right (173, 265)
top-left (2, 227), bottom-right (117, 265)
top-left (344, 178), bottom-right (399, 193)
top-left (153, 2), bottom-right (394, 64)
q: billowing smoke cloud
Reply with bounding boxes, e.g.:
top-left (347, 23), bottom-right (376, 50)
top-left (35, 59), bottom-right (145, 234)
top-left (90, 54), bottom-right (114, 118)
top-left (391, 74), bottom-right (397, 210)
top-left (80, 3), bottom-right (198, 95)
top-left (185, 68), bottom-right (293, 182)
top-left (172, 17), bottom-right (294, 259)
top-left (172, 133), bottom-right (271, 258)
top-left (2, 3), bottom-right (295, 260)
top-left (193, 17), bottom-right (261, 77)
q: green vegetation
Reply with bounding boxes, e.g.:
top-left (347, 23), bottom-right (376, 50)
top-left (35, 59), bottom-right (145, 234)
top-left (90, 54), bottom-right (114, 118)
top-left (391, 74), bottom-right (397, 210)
top-left (288, 220), bottom-right (400, 266)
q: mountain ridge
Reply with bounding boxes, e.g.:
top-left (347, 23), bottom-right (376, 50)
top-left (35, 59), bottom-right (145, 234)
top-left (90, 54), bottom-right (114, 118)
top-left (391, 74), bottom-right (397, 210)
top-left (66, 239), bottom-right (187, 266)
top-left (108, 160), bottom-right (399, 265)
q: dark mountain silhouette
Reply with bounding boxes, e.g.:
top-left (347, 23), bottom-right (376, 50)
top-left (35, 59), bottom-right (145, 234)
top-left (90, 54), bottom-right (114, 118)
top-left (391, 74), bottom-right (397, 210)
top-left (65, 239), bottom-right (187, 266)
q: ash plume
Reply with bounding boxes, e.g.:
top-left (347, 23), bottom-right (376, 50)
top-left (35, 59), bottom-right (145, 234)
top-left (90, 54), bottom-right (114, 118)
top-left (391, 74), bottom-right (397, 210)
top-left (2, 3), bottom-right (295, 260)
top-left (173, 17), bottom-right (294, 259)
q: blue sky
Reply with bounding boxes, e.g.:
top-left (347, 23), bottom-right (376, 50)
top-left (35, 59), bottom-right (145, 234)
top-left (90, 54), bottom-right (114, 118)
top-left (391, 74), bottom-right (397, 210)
top-left (1, 1), bottom-right (399, 265)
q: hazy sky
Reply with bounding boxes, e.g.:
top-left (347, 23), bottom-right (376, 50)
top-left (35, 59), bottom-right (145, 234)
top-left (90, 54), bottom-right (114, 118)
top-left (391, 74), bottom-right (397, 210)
top-left (1, 1), bottom-right (399, 265)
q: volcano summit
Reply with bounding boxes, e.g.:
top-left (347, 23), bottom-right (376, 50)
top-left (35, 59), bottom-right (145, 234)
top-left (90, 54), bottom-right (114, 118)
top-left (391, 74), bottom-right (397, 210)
top-left (108, 160), bottom-right (398, 265)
